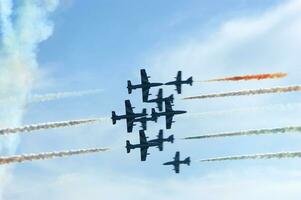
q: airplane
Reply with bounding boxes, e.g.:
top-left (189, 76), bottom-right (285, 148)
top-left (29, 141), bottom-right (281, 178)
top-left (148, 129), bottom-right (174, 150)
top-left (126, 130), bottom-right (171, 161)
top-left (165, 71), bottom-right (193, 94)
top-left (127, 69), bottom-right (163, 102)
top-left (151, 99), bottom-right (187, 129)
top-left (146, 88), bottom-right (174, 111)
top-left (131, 116), bottom-right (157, 130)
top-left (163, 151), bottom-right (190, 174)
top-left (111, 100), bottom-right (147, 133)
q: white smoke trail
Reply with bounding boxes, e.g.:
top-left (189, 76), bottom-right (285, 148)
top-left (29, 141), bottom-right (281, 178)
top-left (28, 89), bottom-right (103, 103)
top-left (0, 118), bottom-right (109, 136)
top-left (183, 85), bottom-right (301, 100)
top-left (182, 102), bottom-right (301, 118)
top-left (184, 126), bottom-right (301, 140)
top-left (0, 0), bottom-right (59, 198)
top-left (0, 147), bottom-right (109, 165)
top-left (201, 151), bottom-right (301, 162)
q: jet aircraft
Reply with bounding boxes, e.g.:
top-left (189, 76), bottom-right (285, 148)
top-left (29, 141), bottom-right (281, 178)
top-left (163, 151), bottom-right (190, 174)
top-left (126, 130), bottom-right (172, 161)
top-left (131, 116), bottom-right (157, 131)
top-left (147, 88), bottom-right (174, 111)
top-left (127, 69), bottom-right (163, 102)
top-left (151, 99), bottom-right (187, 129)
top-left (165, 71), bottom-right (193, 94)
top-left (111, 100), bottom-right (147, 133)
top-left (148, 129), bottom-right (174, 149)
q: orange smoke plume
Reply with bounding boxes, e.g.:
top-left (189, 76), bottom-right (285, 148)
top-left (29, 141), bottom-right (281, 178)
top-left (206, 73), bottom-right (287, 82)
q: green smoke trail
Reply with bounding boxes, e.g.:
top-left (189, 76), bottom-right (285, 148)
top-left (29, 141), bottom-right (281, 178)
top-left (184, 126), bottom-right (301, 140)
top-left (201, 151), bottom-right (301, 162)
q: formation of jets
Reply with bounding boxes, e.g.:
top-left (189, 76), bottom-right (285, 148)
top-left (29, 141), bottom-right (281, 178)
top-left (112, 69), bottom-right (193, 173)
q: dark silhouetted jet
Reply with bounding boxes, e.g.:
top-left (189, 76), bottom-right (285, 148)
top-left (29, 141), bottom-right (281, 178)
top-left (131, 116), bottom-right (157, 130)
top-left (163, 151), bottom-right (190, 174)
top-left (148, 129), bottom-right (174, 151)
top-left (147, 88), bottom-right (174, 111)
top-left (151, 99), bottom-right (186, 129)
top-left (165, 71), bottom-right (193, 94)
top-left (127, 69), bottom-right (163, 102)
top-left (126, 130), bottom-right (172, 161)
top-left (111, 100), bottom-right (147, 133)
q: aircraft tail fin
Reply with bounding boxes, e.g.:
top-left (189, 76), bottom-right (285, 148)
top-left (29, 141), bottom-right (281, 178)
top-left (142, 108), bottom-right (147, 115)
top-left (184, 157), bottom-right (191, 166)
top-left (127, 80), bottom-right (133, 94)
top-left (168, 94), bottom-right (174, 104)
top-left (158, 129), bottom-right (163, 139)
top-left (111, 111), bottom-right (117, 124)
top-left (187, 77), bottom-right (193, 86)
top-left (168, 135), bottom-right (174, 144)
top-left (152, 114), bottom-right (158, 123)
top-left (151, 108), bottom-right (157, 118)
top-left (126, 140), bottom-right (131, 153)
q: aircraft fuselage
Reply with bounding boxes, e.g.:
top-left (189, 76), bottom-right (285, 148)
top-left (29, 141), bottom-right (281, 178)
top-left (128, 142), bottom-right (159, 150)
top-left (154, 110), bottom-right (187, 117)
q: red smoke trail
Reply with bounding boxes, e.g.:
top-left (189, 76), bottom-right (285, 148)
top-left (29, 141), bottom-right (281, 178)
top-left (205, 73), bottom-right (287, 82)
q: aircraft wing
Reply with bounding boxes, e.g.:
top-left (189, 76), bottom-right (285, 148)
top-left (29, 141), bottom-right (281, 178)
top-left (141, 120), bottom-right (147, 130)
top-left (175, 84), bottom-right (182, 94)
top-left (126, 118), bottom-right (134, 133)
top-left (176, 71), bottom-right (182, 82)
top-left (174, 152), bottom-right (180, 161)
top-left (140, 69), bottom-right (149, 84)
top-left (139, 130), bottom-right (148, 144)
top-left (165, 99), bottom-right (173, 112)
top-left (125, 100), bottom-right (134, 115)
top-left (174, 164), bottom-right (180, 174)
top-left (157, 101), bottom-right (163, 111)
top-left (165, 114), bottom-right (174, 129)
top-left (142, 87), bottom-right (150, 102)
top-left (140, 147), bottom-right (148, 161)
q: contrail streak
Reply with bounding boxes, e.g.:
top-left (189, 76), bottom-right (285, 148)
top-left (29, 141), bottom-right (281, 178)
top-left (0, 118), bottom-right (108, 136)
top-left (0, 148), bottom-right (109, 165)
top-left (28, 89), bottom-right (103, 103)
top-left (183, 126), bottom-right (301, 140)
top-left (201, 151), bottom-right (301, 162)
top-left (183, 85), bottom-right (301, 100)
top-left (204, 73), bottom-right (287, 82)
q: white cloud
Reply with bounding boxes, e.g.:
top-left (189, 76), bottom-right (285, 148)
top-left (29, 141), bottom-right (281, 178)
top-left (5, 168), bottom-right (301, 200)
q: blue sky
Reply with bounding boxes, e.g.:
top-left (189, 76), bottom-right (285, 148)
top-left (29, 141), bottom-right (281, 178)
top-left (2, 0), bottom-right (301, 199)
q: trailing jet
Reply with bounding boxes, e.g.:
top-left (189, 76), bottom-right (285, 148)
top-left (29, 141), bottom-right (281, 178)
top-left (151, 99), bottom-right (187, 129)
top-left (126, 130), bottom-right (171, 161)
top-left (131, 116), bottom-right (157, 130)
top-left (163, 151), bottom-right (190, 174)
top-left (111, 100), bottom-right (147, 133)
top-left (148, 129), bottom-right (174, 150)
top-left (165, 71), bottom-right (193, 94)
top-left (147, 88), bottom-right (174, 111)
top-left (127, 69), bottom-right (163, 102)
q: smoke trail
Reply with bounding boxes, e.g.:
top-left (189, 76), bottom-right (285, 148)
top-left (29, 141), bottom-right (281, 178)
top-left (28, 89), bottom-right (103, 103)
top-left (0, 118), bottom-right (109, 136)
top-left (204, 73), bottom-right (287, 82)
top-left (0, 147), bottom-right (109, 165)
top-left (183, 85), bottom-right (301, 100)
top-left (184, 126), bottom-right (301, 140)
top-left (183, 102), bottom-right (301, 118)
top-left (201, 151), bottom-right (301, 162)
top-left (0, 0), bottom-right (59, 198)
